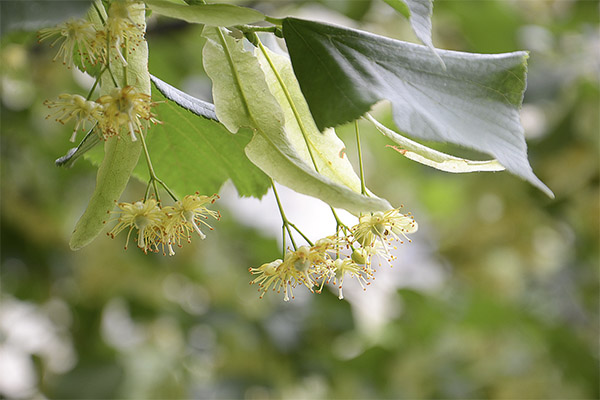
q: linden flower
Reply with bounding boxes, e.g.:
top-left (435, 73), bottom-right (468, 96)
top-left (164, 194), bottom-right (220, 243)
top-left (352, 208), bottom-right (418, 250)
top-left (330, 258), bottom-right (372, 300)
top-left (97, 86), bottom-right (157, 141)
top-left (248, 259), bottom-right (285, 299)
top-left (44, 94), bottom-right (103, 141)
top-left (106, 1), bottom-right (144, 65)
top-left (108, 199), bottom-right (164, 252)
top-left (38, 18), bottom-right (99, 67)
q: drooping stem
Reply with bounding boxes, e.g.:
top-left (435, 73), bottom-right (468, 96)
top-left (235, 25), bottom-right (280, 34)
top-left (355, 120), bottom-right (367, 196)
top-left (258, 36), bottom-right (353, 238)
top-left (122, 36), bottom-right (129, 87)
top-left (271, 181), bottom-right (297, 251)
top-left (138, 130), bottom-right (178, 202)
top-left (85, 69), bottom-right (105, 100)
top-left (265, 16), bottom-right (284, 26)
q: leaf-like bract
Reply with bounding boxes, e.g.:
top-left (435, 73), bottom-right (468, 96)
top-left (69, 2), bottom-right (147, 250)
top-left (202, 27), bottom-right (391, 213)
top-left (283, 17), bottom-right (553, 197)
top-left (366, 114), bottom-right (505, 173)
top-left (145, 0), bottom-right (264, 26)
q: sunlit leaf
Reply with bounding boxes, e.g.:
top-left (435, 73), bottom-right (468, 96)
top-left (202, 27), bottom-right (391, 213)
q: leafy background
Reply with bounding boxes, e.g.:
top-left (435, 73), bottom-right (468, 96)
top-left (1, 0), bottom-right (598, 398)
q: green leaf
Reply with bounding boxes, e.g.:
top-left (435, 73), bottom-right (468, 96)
top-left (202, 27), bottom-right (391, 214)
top-left (366, 114), bottom-right (505, 173)
top-left (134, 87), bottom-right (271, 198)
top-left (255, 46), bottom-right (373, 195)
top-left (382, 0), bottom-right (410, 19)
top-left (282, 17), bottom-right (553, 197)
top-left (0, 0), bottom-right (93, 35)
top-left (145, 0), bottom-right (264, 26)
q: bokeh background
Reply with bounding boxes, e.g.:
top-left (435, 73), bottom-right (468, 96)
top-left (1, 0), bottom-right (598, 398)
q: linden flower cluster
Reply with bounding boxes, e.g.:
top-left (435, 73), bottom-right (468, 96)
top-left (44, 87), bottom-right (157, 142)
top-left (38, 1), bottom-right (144, 68)
top-left (39, 1), bottom-right (157, 142)
top-left (107, 194), bottom-right (220, 255)
top-left (249, 207), bottom-right (417, 301)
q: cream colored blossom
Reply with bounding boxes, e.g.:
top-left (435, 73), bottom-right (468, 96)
top-left (330, 258), bottom-right (371, 300)
top-left (163, 194), bottom-right (220, 245)
top-left (107, 199), bottom-right (164, 252)
top-left (44, 94), bottom-right (103, 141)
top-left (38, 18), bottom-right (99, 67)
top-left (106, 0), bottom-right (144, 65)
top-left (97, 86), bottom-right (157, 141)
top-left (352, 208), bottom-right (418, 250)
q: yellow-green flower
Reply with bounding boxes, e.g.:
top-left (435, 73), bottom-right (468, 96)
top-left (353, 207), bottom-right (418, 249)
top-left (43, 94), bottom-right (102, 141)
top-left (97, 86), bottom-right (157, 141)
top-left (38, 18), bottom-right (99, 67)
top-left (106, 0), bottom-right (144, 65)
top-left (107, 199), bottom-right (164, 252)
top-left (330, 258), bottom-right (372, 300)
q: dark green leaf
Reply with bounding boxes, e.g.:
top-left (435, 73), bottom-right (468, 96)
top-left (282, 17), bottom-right (553, 197)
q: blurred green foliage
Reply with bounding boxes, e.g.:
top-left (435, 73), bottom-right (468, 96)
top-left (1, 1), bottom-right (598, 399)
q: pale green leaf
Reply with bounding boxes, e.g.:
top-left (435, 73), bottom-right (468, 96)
top-left (366, 114), bottom-right (505, 173)
top-left (255, 46), bottom-right (368, 194)
top-left (202, 27), bottom-right (391, 214)
top-left (145, 0), bottom-right (264, 26)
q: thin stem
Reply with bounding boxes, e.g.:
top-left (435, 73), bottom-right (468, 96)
top-left (355, 120), bottom-right (367, 196)
top-left (289, 222), bottom-right (314, 247)
top-left (138, 131), bottom-right (178, 202)
top-left (235, 25), bottom-right (279, 34)
top-left (265, 16), bottom-right (284, 26)
top-left (106, 66), bottom-right (119, 87)
top-left (104, 33), bottom-right (119, 87)
top-left (85, 69), bottom-right (105, 100)
top-left (271, 181), bottom-right (297, 251)
top-left (144, 179), bottom-right (152, 201)
top-left (122, 36), bottom-right (128, 87)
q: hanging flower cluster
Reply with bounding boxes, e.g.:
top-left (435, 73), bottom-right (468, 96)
top-left (39, 1), bottom-right (157, 143)
top-left (40, 2), bottom-right (220, 257)
top-left (249, 207), bottom-right (417, 301)
top-left (107, 194), bottom-right (221, 255)
top-left (44, 87), bottom-right (157, 142)
top-left (38, 2), bottom-right (143, 69)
